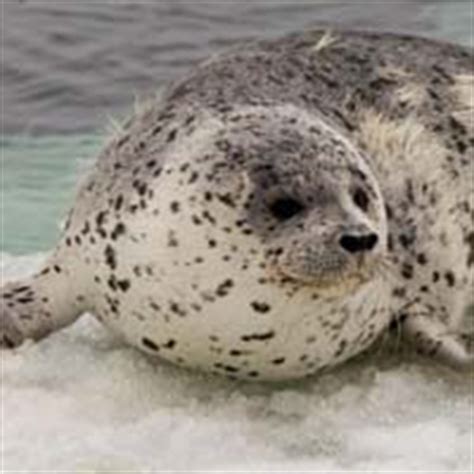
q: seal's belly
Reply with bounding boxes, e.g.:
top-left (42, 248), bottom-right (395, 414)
top-left (95, 266), bottom-right (391, 380)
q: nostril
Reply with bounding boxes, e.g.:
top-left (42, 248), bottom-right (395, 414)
top-left (364, 233), bottom-right (379, 251)
top-left (339, 233), bottom-right (379, 254)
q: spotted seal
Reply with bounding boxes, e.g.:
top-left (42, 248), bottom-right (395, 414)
top-left (1, 30), bottom-right (472, 380)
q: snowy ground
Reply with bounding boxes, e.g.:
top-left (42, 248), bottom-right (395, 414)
top-left (1, 253), bottom-right (472, 472)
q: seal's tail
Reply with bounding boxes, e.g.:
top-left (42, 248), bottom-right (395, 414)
top-left (1, 259), bottom-right (86, 348)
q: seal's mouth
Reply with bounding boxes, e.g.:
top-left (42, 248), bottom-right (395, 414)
top-left (268, 255), bottom-right (379, 295)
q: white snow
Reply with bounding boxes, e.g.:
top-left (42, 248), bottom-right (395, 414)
top-left (1, 252), bottom-right (472, 472)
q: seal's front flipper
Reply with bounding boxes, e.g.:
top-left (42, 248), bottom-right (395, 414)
top-left (402, 312), bottom-right (474, 371)
top-left (1, 261), bottom-right (86, 349)
top-left (1, 300), bottom-right (25, 348)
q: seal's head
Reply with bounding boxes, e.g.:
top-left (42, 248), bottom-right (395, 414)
top-left (168, 104), bottom-right (388, 299)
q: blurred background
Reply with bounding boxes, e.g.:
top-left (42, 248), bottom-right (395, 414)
top-left (2, 0), bottom-right (472, 253)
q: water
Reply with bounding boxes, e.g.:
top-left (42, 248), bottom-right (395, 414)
top-left (2, 0), bottom-right (472, 253)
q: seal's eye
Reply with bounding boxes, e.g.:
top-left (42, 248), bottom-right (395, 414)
top-left (269, 197), bottom-right (305, 221)
top-left (352, 187), bottom-right (370, 212)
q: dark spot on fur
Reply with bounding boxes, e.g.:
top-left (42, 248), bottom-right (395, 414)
top-left (392, 287), bottom-right (406, 298)
top-left (167, 230), bottom-right (178, 247)
top-left (250, 301), bottom-right (271, 313)
top-left (444, 271), bottom-right (455, 287)
top-left (465, 232), bottom-right (474, 267)
top-left (95, 211), bottom-right (107, 227)
top-left (163, 339), bottom-right (176, 349)
top-left (191, 215), bottom-right (202, 226)
top-left (207, 239), bottom-right (217, 248)
top-left (152, 125), bottom-right (162, 135)
top-left (188, 171), bottom-right (199, 184)
top-left (401, 263), bottom-right (414, 279)
top-left (416, 253), bottom-right (428, 265)
top-left (202, 210), bottom-right (216, 225)
top-left (399, 232), bottom-right (415, 249)
top-left (107, 275), bottom-right (118, 291)
top-left (117, 279), bottom-right (131, 292)
top-left (185, 115), bottom-right (196, 126)
top-left (16, 297), bottom-right (34, 304)
top-left (456, 140), bottom-right (467, 154)
top-left (104, 245), bottom-right (117, 270)
top-left (215, 279), bottom-right (234, 297)
top-left (334, 339), bottom-right (347, 357)
top-left (81, 221), bottom-right (90, 235)
top-left (223, 365), bottom-right (239, 373)
top-left (135, 181), bottom-right (148, 196)
top-left (111, 222), bottom-right (126, 241)
top-left (170, 201), bottom-right (180, 213)
top-left (167, 129), bottom-right (177, 142)
top-left (241, 331), bottom-right (275, 342)
top-left (142, 337), bottom-right (160, 351)
top-left (116, 134), bottom-right (130, 148)
top-left (216, 193), bottom-right (235, 208)
top-left (169, 301), bottom-right (187, 317)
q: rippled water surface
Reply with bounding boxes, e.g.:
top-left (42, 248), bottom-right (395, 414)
top-left (2, 0), bottom-right (472, 253)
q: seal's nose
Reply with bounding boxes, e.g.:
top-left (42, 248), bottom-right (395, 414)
top-left (339, 233), bottom-right (379, 254)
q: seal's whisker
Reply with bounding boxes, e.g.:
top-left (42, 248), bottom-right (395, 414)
top-left (373, 257), bottom-right (398, 286)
